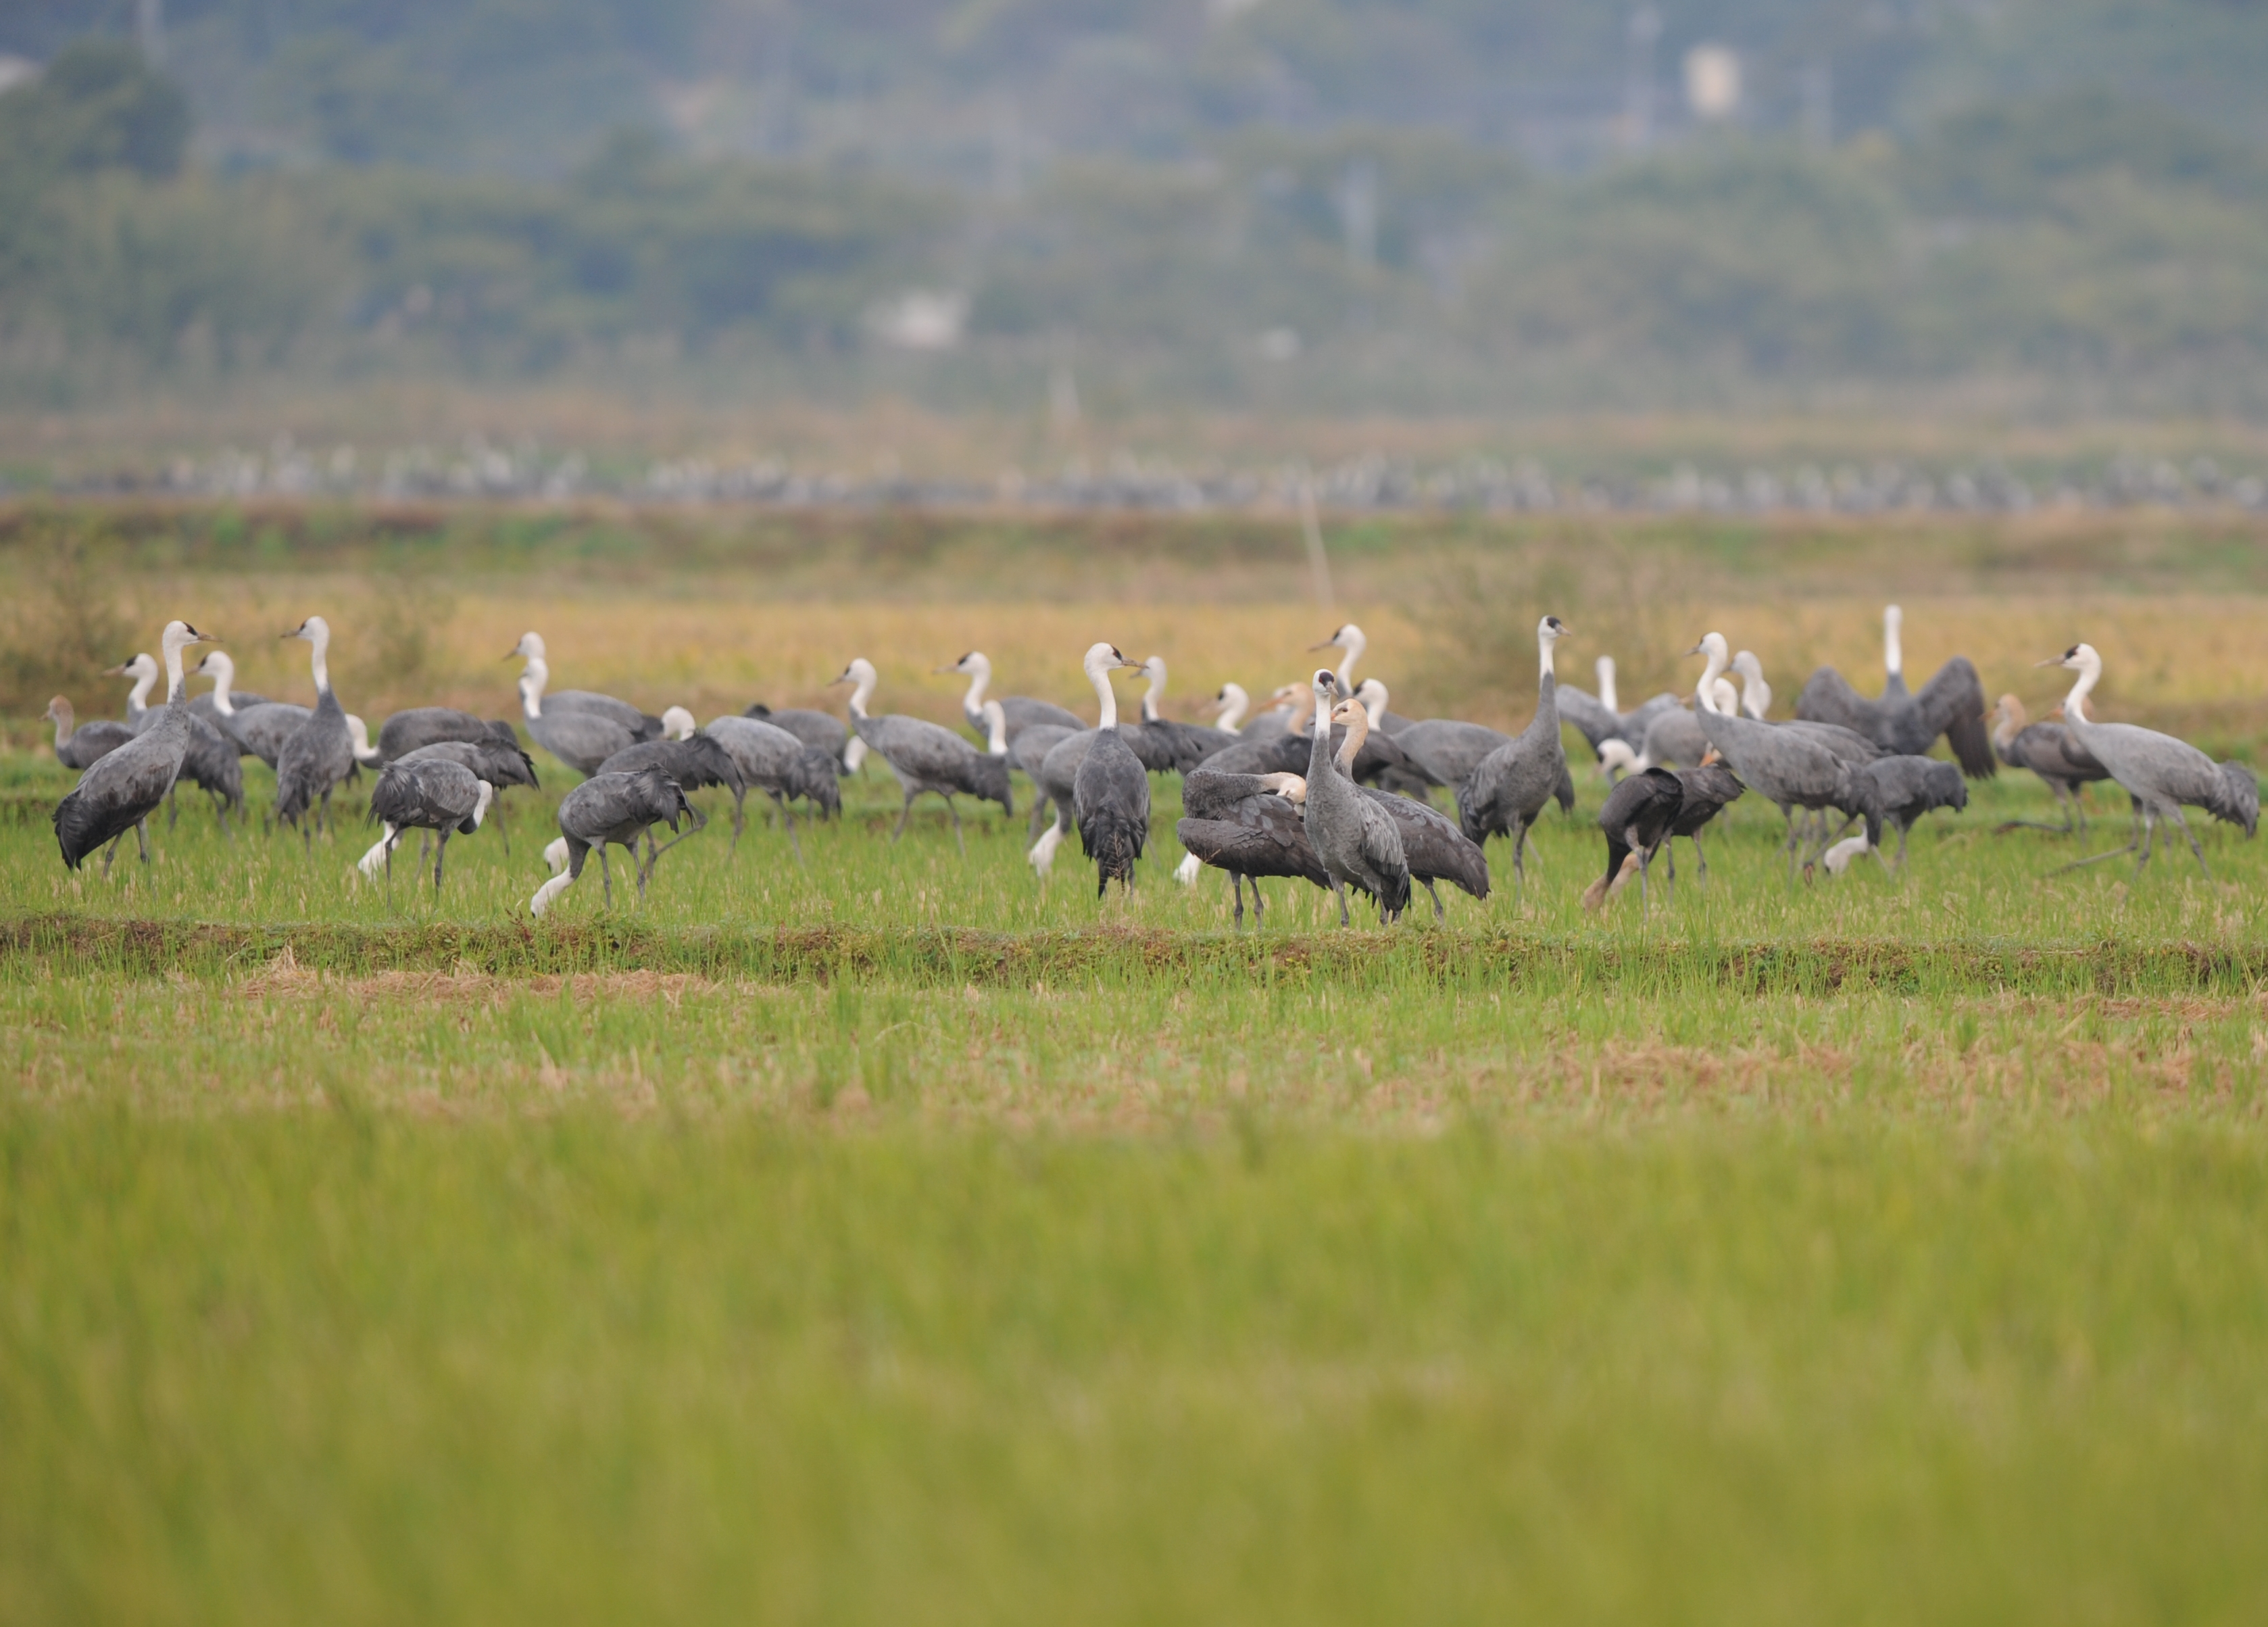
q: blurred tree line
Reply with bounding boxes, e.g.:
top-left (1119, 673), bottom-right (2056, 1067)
top-left (3, 30), bottom-right (2267, 408)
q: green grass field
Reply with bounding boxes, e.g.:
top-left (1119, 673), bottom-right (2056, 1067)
top-left (6, 731), bottom-right (2268, 1624)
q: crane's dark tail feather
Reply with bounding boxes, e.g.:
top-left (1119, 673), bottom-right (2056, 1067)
top-left (53, 786), bottom-right (137, 871)
top-left (791, 750), bottom-right (843, 817)
top-left (1455, 775), bottom-right (1489, 845)
top-left (971, 756), bottom-right (1014, 818)
top-left (1379, 867), bottom-right (1412, 921)
top-left (2213, 761), bottom-right (2259, 836)
top-left (1081, 808), bottom-right (1144, 895)
top-left (1945, 706), bottom-right (1998, 779)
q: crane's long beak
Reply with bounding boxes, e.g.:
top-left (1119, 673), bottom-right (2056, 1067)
top-left (2033, 656), bottom-right (2065, 668)
top-left (101, 662), bottom-right (126, 676)
top-left (1306, 638), bottom-right (1336, 651)
top-left (1684, 643), bottom-right (1705, 656)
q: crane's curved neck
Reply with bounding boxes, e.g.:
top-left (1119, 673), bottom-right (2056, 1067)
top-left (1537, 629), bottom-right (1558, 683)
top-left (847, 665), bottom-right (877, 721)
top-left (1334, 704), bottom-right (1369, 771)
top-left (1596, 656), bottom-right (1618, 714)
top-left (207, 654), bottom-right (237, 712)
top-left (985, 704), bottom-right (1008, 756)
top-left (1360, 683), bottom-right (1388, 730)
top-left (2062, 653), bottom-right (2102, 729)
top-left (519, 673), bottom-right (543, 721)
top-left (1285, 684), bottom-right (1318, 739)
top-left (305, 624), bottom-right (332, 696)
top-left (1141, 664), bottom-right (1164, 724)
top-left (161, 635), bottom-right (189, 708)
top-left (1695, 640), bottom-right (1728, 714)
top-left (1087, 659), bottom-right (1118, 731)
top-left (50, 702), bottom-right (74, 746)
top-left (1883, 608), bottom-right (1904, 679)
top-left (1738, 664), bottom-right (1770, 721)
top-left (1215, 685), bottom-right (1248, 731)
top-left (126, 661), bottom-right (156, 714)
top-left (470, 781), bottom-right (494, 829)
top-left (1335, 629), bottom-right (1365, 687)
top-left (959, 657), bottom-right (990, 714)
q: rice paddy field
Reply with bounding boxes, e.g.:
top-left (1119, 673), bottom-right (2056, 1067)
top-left (5, 501), bottom-right (2268, 1624)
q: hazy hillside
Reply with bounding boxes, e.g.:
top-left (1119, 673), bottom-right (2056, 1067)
top-left (3, 2), bottom-right (2266, 416)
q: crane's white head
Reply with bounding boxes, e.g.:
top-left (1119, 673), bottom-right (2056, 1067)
top-left (508, 631), bottom-right (547, 662)
top-left (43, 696), bottom-right (72, 728)
top-left (830, 657), bottom-right (880, 717)
top-left (1310, 667), bottom-right (1342, 704)
top-left (940, 650), bottom-right (991, 677)
top-left (2040, 643), bottom-right (2097, 673)
top-left (468, 779), bottom-right (495, 830)
top-left (1213, 681), bottom-right (1250, 730)
top-left (1262, 772), bottom-right (1308, 804)
top-left (284, 616), bottom-right (328, 646)
top-left (1535, 614), bottom-right (1571, 679)
top-left (1731, 650), bottom-right (1771, 720)
top-left (1685, 631), bottom-right (1731, 712)
top-left (661, 706), bottom-right (697, 741)
top-left (1309, 623), bottom-right (1364, 654)
top-left (155, 622), bottom-right (216, 702)
top-left (1081, 641), bottom-right (1139, 676)
top-left (109, 652), bottom-right (159, 685)
top-left (1596, 737), bottom-right (1640, 780)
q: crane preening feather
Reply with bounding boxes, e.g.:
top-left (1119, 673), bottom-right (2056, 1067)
top-left (355, 758), bottom-right (495, 897)
top-left (1795, 604), bottom-right (1997, 778)
top-left (529, 767), bottom-right (697, 916)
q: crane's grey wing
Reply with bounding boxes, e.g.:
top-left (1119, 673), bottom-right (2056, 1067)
top-left (1912, 657), bottom-right (1997, 779)
top-left (1396, 721), bottom-right (1510, 788)
top-left (1622, 694), bottom-right (1685, 738)
top-left (1362, 787), bottom-right (1488, 898)
top-left (1794, 666), bottom-right (1878, 734)
top-left (1000, 697), bottom-right (1085, 736)
top-left (1554, 685), bottom-right (1619, 750)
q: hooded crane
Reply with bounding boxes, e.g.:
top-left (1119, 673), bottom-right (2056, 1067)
top-left (529, 767), bottom-right (695, 916)
top-left (832, 657), bottom-right (1012, 852)
top-left (53, 621), bottom-right (216, 873)
top-left (1175, 769), bottom-right (1327, 927)
top-left (355, 758), bottom-right (494, 896)
top-left (1027, 645), bottom-right (1145, 878)
top-left (1331, 698), bottom-right (1488, 919)
top-left (273, 617), bottom-right (356, 846)
top-left (1795, 604), bottom-right (1996, 778)
top-left (508, 631), bottom-right (664, 775)
top-left (1690, 631), bottom-right (1879, 876)
top-left (939, 651), bottom-right (1084, 742)
top-left (1582, 767), bottom-right (1685, 917)
top-left (595, 734), bottom-right (743, 873)
top-left (378, 706), bottom-right (499, 762)
top-left (1823, 756), bottom-right (1967, 874)
top-left (1661, 762), bottom-right (1746, 888)
top-left (115, 652), bottom-right (247, 830)
top-left (395, 736), bottom-right (539, 858)
top-left (45, 697), bottom-right (135, 771)
top-left (704, 714), bottom-right (844, 860)
top-left (1598, 673), bottom-right (1745, 779)
top-left (1310, 623), bottom-right (1370, 690)
top-left (2035, 643), bottom-right (2258, 880)
top-left (189, 650), bottom-right (270, 740)
top-left (1073, 643), bottom-right (1151, 896)
top-left (1133, 656), bottom-right (1239, 769)
top-left (1457, 616), bottom-right (1573, 893)
top-left (1302, 670), bottom-right (1409, 924)
top-left (205, 658), bottom-right (311, 768)
top-left (1992, 694), bottom-right (2110, 833)
top-left (744, 702), bottom-right (856, 773)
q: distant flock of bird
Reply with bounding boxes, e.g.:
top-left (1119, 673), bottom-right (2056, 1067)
top-left (43, 602), bottom-right (2260, 925)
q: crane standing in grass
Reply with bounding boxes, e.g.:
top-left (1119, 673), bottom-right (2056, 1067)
top-left (53, 621), bottom-right (217, 874)
top-left (2036, 643), bottom-right (2257, 879)
top-left (1302, 670), bottom-right (1409, 925)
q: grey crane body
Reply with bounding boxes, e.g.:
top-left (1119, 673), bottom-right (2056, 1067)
top-left (1992, 696), bottom-right (2110, 832)
top-left (44, 699), bottom-right (135, 771)
top-left (1583, 767), bottom-right (1685, 915)
top-left (942, 653), bottom-right (1085, 743)
top-left (378, 707), bottom-right (497, 763)
top-left (131, 684), bottom-right (245, 824)
top-left (218, 701), bottom-right (312, 767)
top-left (831, 659), bottom-right (1010, 854)
top-left (1302, 677), bottom-right (1409, 925)
top-left (522, 700), bottom-right (642, 777)
top-left (2042, 643), bottom-right (2257, 880)
top-left (704, 716), bottom-right (843, 857)
top-left (53, 623), bottom-right (214, 873)
top-left (1395, 719), bottom-right (1511, 796)
top-left (1457, 617), bottom-right (1573, 894)
top-left (398, 737), bottom-right (540, 790)
top-left (1690, 633), bottom-right (1876, 874)
top-left (1851, 755), bottom-right (1966, 867)
top-left (1664, 762), bottom-right (1746, 885)
top-left (745, 704), bottom-right (853, 771)
top-left (187, 651), bottom-right (271, 755)
top-left (1795, 606), bottom-right (1996, 777)
top-left (360, 758), bottom-right (493, 894)
top-left (1075, 727), bottom-right (1150, 896)
top-left (1356, 784), bottom-right (1485, 919)
top-left (1176, 769), bottom-right (1327, 926)
top-left (1012, 723), bottom-right (1079, 838)
top-left (529, 768), bottom-right (695, 915)
top-left (271, 618), bottom-right (355, 847)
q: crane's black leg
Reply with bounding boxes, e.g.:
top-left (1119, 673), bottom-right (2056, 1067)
top-left (599, 846), bottom-right (614, 908)
top-left (893, 792), bottom-right (914, 842)
top-left (731, 789), bottom-right (746, 850)
top-left (101, 833), bottom-right (122, 878)
top-left (1637, 848), bottom-right (1651, 920)
top-left (2047, 842), bottom-right (2138, 875)
top-left (1692, 831), bottom-right (1709, 885)
top-left (1252, 878), bottom-right (1265, 922)
top-left (1509, 818), bottom-right (1527, 896)
top-left (136, 819), bottom-right (151, 865)
top-left (166, 785), bottom-right (178, 831)
top-left (2171, 808), bottom-right (2211, 881)
top-left (946, 796), bottom-right (966, 858)
top-left (1424, 877), bottom-right (1445, 921)
top-left (1334, 879), bottom-right (1352, 927)
top-left (1896, 825), bottom-right (1910, 871)
top-left (779, 795), bottom-right (805, 866)
top-left (1231, 872), bottom-right (1245, 928)
top-left (434, 829), bottom-right (449, 892)
top-left (1027, 794), bottom-right (1051, 842)
top-left (384, 833), bottom-right (397, 903)
top-left (320, 788), bottom-right (334, 837)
